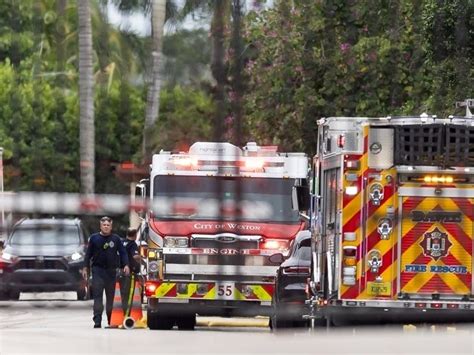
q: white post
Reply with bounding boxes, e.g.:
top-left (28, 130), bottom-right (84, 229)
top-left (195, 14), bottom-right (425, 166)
top-left (129, 182), bottom-right (140, 229)
top-left (0, 147), bottom-right (4, 241)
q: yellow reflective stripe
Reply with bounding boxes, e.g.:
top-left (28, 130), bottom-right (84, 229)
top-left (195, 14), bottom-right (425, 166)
top-left (401, 198), bottom-right (438, 267)
top-left (402, 258), bottom-right (470, 294)
top-left (403, 260), bottom-right (470, 294)
top-left (343, 193), bottom-right (362, 226)
top-left (203, 286), bottom-right (216, 300)
top-left (401, 198), bottom-right (437, 236)
top-left (155, 284), bottom-right (273, 300)
top-left (155, 283), bottom-right (175, 297)
top-left (402, 260), bottom-right (436, 292)
top-left (448, 237), bottom-right (471, 267)
top-left (441, 198), bottom-right (472, 241)
top-left (437, 271), bottom-right (470, 294)
top-left (342, 154), bottom-right (368, 225)
top-left (233, 288), bottom-right (245, 300)
top-left (250, 285), bottom-right (272, 301)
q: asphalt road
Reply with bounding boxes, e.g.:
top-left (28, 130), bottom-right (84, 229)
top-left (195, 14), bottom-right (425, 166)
top-left (1, 293), bottom-right (474, 355)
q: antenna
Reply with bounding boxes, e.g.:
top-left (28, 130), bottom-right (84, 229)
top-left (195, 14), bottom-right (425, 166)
top-left (455, 99), bottom-right (474, 118)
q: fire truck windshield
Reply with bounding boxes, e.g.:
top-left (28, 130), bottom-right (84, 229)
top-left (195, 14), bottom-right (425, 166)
top-left (153, 175), bottom-right (300, 223)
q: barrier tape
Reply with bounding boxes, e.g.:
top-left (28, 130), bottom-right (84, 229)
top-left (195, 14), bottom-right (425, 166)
top-left (0, 192), bottom-right (151, 215)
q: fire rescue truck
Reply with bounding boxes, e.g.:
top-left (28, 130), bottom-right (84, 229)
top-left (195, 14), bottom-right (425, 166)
top-left (304, 99), bottom-right (474, 326)
top-left (135, 142), bottom-right (309, 330)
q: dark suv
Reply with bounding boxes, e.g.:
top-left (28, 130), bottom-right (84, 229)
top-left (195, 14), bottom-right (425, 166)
top-left (0, 218), bottom-right (89, 300)
top-left (270, 231), bottom-right (311, 329)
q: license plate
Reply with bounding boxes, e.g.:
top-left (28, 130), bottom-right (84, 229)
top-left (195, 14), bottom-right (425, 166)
top-left (367, 281), bottom-right (391, 296)
top-left (215, 282), bottom-right (235, 300)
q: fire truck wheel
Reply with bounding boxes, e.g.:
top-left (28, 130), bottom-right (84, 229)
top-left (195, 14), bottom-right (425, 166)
top-left (147, 311), bottom-right (175, 330)
top-left (176, 315), bottom-right (196, 330)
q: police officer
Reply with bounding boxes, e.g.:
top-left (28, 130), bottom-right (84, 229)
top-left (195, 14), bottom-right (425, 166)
top-left (119, 228), bottom-right (141, 314)
top-left (84, 216), bottom-right (129, 328)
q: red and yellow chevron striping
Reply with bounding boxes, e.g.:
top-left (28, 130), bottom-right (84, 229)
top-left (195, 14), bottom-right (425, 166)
top-left (400, 197), bottom-right (472, 295)
top-left (149, 282), bottom-right (274, 302)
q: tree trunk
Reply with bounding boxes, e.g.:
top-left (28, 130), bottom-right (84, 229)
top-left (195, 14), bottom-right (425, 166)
top-left (78, 0), bottom-right (95, 194)
top-left (56, 0), bottom-right (67, 87)
top-left (143, 0), bottom-right (166, 164)
top-left (211, 0), bottom-right (230, 142)
top-left (231, 0), bottom-right (243, 147)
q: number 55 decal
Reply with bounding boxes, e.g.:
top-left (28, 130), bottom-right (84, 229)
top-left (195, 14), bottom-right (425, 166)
top-left (216, 282), bottom-right (234, 300)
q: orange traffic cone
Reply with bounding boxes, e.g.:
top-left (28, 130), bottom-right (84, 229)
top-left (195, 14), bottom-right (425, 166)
top-left (108, 281), bottom-right (124, 328)
top-left (123, 279), bottom-right (145, 329)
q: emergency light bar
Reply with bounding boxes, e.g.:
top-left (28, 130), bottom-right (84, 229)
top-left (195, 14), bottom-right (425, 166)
top-left (407, 175), bottom-right (469, 183)
top-left (167, 156), bottom-right (285, 173)
top-left (153, 142), bottom-right (308, 179)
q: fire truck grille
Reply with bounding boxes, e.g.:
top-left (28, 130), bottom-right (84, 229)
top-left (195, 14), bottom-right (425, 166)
top-left (394, 124), bottom-right (474, 167)
top-left (446, 125), bottom-right (474, 167)
top-left (166, 254), bottom-right (272, 267)
top-left (192, 240), bottom-right (259, 249)
top-left (394, 124), bottom-right (444, 166)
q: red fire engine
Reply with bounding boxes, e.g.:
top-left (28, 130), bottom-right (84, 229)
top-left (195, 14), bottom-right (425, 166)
top-left (135, 142), bottom-right (309, 329)
top-left (304, 100), bottom-right (474, 326)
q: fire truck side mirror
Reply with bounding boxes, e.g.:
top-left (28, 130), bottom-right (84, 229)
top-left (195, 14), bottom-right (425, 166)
top-left (135, 179), bottom-right (149, 198)
top-left (292, 185), bottom-right (310, 212)
top-left (135, 180), bottom-right (149, 218)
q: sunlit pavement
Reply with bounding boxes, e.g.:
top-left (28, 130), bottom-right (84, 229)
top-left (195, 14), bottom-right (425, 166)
top-left (1, 293), bottom-right (474, 354)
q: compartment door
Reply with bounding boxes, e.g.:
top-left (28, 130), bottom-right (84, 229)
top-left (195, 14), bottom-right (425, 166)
top-left (400, 196), bottom-right (473, 297)
top-left (322, 167), bottom-right (341, 296)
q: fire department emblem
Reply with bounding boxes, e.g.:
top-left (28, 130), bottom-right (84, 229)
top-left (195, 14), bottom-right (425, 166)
top-left (420, 228), bottom-right (451, 261)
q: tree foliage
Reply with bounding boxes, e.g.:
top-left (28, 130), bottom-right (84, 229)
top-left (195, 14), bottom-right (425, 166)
top-left (243, 0), bottom-right (473, 154)
top-left (152, 85), bottom-right (214, 151)
top-left (0, 0), bottom-right (215, 195)
top-left (0, 59), bottom-right (79, 191)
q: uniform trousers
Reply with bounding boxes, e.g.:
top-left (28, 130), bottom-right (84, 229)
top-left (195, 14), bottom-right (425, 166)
top-left (91, 266), bottom-right (117, 325)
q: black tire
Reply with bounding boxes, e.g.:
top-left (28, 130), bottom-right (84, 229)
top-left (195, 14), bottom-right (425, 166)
top-left (313, 317), bottom-right (328, 327)
top-left (176, 315), bottom-right (196, 330)
top-left (270, 312), bottom-right (292, 331)
top-left (147, 311), bottom-right (175, 330)
top-left (9, 290), bottom-right (20, 301)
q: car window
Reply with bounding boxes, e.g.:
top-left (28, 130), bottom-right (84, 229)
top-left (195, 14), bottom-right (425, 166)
top-left (295, 238), bottom-right (311, 260)
top-left (80, 225), bottom-right (89, 243)
top-left (297, 246), bottom-right (311, 261)
top-left (9, 226), bottom-right (81, 246)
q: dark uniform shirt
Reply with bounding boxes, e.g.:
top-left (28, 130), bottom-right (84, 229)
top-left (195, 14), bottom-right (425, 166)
top-left (85, 233), bottom-right (129, 269)
top-left (123, 239), bottom-right (140, 274)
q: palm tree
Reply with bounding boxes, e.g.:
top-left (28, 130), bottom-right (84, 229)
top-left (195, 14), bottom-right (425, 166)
top-left (180, 0), bottom-right (231, 142)
top-left (230, 0), bottom-right (243, 146)
top-left (143, 0), bottom-right (167, 164)
top-left (77, 0), bottom-right (95, 194)
top-left (55, 0), bottom-right (67, 87)
top-left (210, 0), bottom-right (230, 142)
top-left (112, 0), bottom-right (231, 157)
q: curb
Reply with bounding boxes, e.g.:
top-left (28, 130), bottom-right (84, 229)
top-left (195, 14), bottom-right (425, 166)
top-left (197, 316), bottom-right (269, 328)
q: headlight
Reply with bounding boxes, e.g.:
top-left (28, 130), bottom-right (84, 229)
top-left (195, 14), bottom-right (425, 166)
top-left (164, 237), bottom-right (188, 248)
top-left (66, 252), bottom-right (84, 262)
top-left (0, 252), bottom-right (17, 262)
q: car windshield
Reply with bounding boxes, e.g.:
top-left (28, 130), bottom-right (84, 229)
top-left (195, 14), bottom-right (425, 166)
top-left (153, 176), bottom-right (300, 223)
top-left (9, 226), bottom-right (80, 246)
top-left (296, 238), bottom-right (311, 260)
